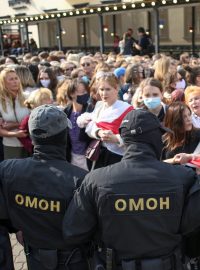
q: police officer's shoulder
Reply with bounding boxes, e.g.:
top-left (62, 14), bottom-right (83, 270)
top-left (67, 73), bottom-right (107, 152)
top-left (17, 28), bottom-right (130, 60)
top-left (81, 164), bottom-right (117, 188)
top-left (0, 158), bottom-right (30, 177)
top-left (162, 161), bottom-right (198, 187)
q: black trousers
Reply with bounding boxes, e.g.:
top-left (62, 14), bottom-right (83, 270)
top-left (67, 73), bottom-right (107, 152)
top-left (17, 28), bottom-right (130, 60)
top-left (0, 226), bottom-right (14, 270)
top-left (26, 247), bottom-right (89, 270)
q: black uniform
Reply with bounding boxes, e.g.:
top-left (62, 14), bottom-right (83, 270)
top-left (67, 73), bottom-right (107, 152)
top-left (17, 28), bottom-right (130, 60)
top-left (0, 145), bottom-right (88, 270)
top-left (63, 109), bottom-right (198, 270)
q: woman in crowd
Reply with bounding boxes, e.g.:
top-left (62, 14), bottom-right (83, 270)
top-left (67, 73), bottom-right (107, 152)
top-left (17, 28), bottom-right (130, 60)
top-left (185, 85), bottom-right (200, 128)
top-left (37, 67), bottom-right (58, 100)
top-left (19, 87), bottom-right (53, 155)
top-left (187, 66), bottom-right (200, 87)
top-left (163, 72), bottom-right (179, 105)
top-left (141, 78), bottom-right (167, 122)
top-left (154, 56), bottom-right (171, 90)
top-left (162, 102), bottom-right (200, 164)
top-left (56, 80), bottom-right (69, 108)
top-left (0, 68), bottom-right (29, 159)
top-left (15, 65), bottom-right (37, 98)
top-left (78, 73), bottom-right (133, 169)
top-left (119, 63), bottom-right (144, 101)
top-left (64, 78), bottom-right (90, 170)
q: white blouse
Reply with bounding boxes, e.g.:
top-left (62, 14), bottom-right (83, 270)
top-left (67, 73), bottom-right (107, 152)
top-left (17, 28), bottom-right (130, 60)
top-left (0, 97), bottom-right (30, 147)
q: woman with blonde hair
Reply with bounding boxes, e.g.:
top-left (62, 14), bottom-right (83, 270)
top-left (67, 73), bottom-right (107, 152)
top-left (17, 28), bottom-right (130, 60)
top-left (78, 73), bottom-right (133, 169)
top-left (15, 65), bottom-right (36, 97)
top-left (0, 67), bottom-right (29, 159)
top-left (185, 85), bottom-right (200, 128)
top-left (56, 80), bottom-right (69, 108)
top-left (154, 56), bottom-right (171, 89)
top-left (19, 88), bottom-right (53, 154)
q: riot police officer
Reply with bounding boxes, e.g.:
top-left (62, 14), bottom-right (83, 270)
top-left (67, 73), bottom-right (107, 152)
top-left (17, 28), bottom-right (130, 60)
top-left (63, 109), bottom-right (198, 270)
top-left (0, 104), bottom-right (89, 270)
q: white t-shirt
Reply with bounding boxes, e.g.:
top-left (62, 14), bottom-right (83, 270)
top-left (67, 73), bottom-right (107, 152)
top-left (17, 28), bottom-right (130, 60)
top-left (0, 97), bottom-right (30, 147)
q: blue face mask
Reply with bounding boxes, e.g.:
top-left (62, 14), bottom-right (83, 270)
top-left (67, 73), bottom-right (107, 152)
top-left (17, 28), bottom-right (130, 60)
top-left (143, 97), bottom-right (161, 110)
top-left (77, 93), bottom-right (90, 105)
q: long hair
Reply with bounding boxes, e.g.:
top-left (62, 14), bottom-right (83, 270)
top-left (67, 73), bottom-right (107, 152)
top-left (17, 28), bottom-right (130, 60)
top-left (163, 102), bottom-right (193, 151)
top-left (0, 68), bottom-right (25, 112)
top-left (154, 57), bottom-right (171, 82)
top-left (15, 65), bottom-right (36, 88)
top-left (125, 64), bottom-right (143, 85)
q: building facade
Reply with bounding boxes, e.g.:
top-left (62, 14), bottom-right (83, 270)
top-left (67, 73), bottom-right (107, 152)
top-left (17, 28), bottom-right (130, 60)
top-left (0, 0), bottom-right (200, 54)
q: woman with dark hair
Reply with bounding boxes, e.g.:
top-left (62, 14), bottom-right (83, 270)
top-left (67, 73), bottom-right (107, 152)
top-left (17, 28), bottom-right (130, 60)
top-left (187, 66), bottom-right (200, 87)
top-left (162, 102), bottom-right (200, 163)
top-left (64, 78), bottom-right (90, 170)
top-left (141, 77), bottom-right (167, 122)
top-left (37, 67), bottom-right (58, 100)
top-left (119, 63), bottom-right (144, 102)
top-left (5, 56), bottom-right (19, 65)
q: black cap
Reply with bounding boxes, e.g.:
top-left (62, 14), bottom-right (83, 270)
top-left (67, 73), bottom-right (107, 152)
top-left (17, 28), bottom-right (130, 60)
top-left (120, 109), bottom-right (171, 143)
top-left (28, 104), bottom-right (71, 139)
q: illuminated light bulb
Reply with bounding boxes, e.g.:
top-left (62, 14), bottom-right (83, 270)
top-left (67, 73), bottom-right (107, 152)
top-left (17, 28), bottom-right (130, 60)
top-left (90, 9), bottom-right (94, 13)
top-left (63, 12), bottom-right (67, 16)
top-left (45, 15), bottom-right (49, 18)
top-left (151, 2), bottom-right (156, 6)
top-left (122, 5), bottom-right (126, 9)
top-left (132, 4), bottom-right (135, 8)
top-left (57, 14), bottom-right (61, 17)
top-left (141, 3), bottom-right (145, 7)
top-left (114, 6), bottom-right (118, 10)
top-left (83, 10), bottom-right (87, 14)
top-left (97, 7), bottom-right (101, 11)
top-left (51, 14), bottom-right (55, 18)
top-left (105, 6), bottom-right (109, 11)
top-left (162, 0), bottom-right (166, 3)
top-left (40, 15), bottom-right (44, 19)
top-left (69, 12), bottom-right (73, 15)
top-left (25, 18), bottom-right (29, 21)
top-left (76, 10), bottom-right (80, 14)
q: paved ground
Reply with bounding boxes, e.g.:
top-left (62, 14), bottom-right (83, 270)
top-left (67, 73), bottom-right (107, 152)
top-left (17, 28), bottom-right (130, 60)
top-left (10, 234), bottom-right (27, 270)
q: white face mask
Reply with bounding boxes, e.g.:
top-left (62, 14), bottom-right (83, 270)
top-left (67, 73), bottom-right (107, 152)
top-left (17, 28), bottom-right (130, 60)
top-left (40, 79), bottom-right (50, 88)
top-left (56, 75), bottom-right (65, 82)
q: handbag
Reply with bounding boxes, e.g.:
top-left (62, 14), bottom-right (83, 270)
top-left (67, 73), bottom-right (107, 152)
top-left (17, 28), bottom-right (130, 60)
top-left (85, 139), bottom-right (101, 161)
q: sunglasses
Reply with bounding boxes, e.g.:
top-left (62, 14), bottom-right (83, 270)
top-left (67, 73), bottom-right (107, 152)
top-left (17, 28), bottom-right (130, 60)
top-left (81, 63), bottom-right (91, 67)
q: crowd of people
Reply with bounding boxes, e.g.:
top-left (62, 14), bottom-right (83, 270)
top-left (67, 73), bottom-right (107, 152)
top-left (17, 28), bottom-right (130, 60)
top-left (1, 29), bottom-right (200, 269)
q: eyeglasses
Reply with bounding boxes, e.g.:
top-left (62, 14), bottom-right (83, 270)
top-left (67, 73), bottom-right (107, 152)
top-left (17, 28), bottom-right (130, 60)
top-left (81, 63), bottom-right (91, 67)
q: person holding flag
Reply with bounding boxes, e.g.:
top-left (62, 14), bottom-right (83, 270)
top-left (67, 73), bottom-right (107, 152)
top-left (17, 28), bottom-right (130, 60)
top-left (77, 73), bottom-right (133, 169)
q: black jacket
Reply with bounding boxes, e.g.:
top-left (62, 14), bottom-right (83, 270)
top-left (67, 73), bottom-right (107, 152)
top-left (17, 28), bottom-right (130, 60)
top-left (63, 142), bottom-right (197, 262)
top-left (0, 144), bottom-right (87, 250)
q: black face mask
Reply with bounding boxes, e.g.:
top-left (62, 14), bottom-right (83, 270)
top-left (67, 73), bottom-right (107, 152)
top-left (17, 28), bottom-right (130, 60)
top-left (76, 93), bottom-right (90, 105)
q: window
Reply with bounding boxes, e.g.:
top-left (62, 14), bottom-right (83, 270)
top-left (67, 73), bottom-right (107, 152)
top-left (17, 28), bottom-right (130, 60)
top-left (184, 6), bottom-right (200, 41)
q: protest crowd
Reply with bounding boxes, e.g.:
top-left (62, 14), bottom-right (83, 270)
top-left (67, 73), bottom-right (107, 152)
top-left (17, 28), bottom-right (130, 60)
top-left (1, 26), bottom-right (200, 270)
